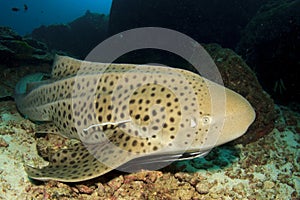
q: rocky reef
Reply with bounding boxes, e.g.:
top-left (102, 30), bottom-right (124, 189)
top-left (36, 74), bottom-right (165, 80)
top-left (108, 0), bottom-right (269, 49)
top-left (0, 27), bottom-right (52, 99)
top-left (204, 44), bottom-right (276, 144)
top-left (0, 27), bottom-right (53, 66)
top-left (1, 100), bottom-right (298, 199)
top-left (31, 10), bottom-right (109, 59)
top-left (236, 0), bottom-right (300, 104)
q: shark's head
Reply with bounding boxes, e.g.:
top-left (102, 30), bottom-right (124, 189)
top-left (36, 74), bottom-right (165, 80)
top-left (197, 79), bottom-right (256, 149)
top-left (216, 88), bottom-right (255, 146)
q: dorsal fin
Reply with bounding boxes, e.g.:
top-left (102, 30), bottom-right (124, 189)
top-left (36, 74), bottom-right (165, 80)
top-left (51, 55), bottom-right (82, 79)
top-left (51, 55), bottom-right (110, 79)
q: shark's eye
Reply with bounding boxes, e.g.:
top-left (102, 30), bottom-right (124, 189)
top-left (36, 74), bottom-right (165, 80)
top-left (201, 116), bottom-right (211, 125)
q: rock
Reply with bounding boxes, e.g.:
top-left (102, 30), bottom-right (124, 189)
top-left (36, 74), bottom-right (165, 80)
top-left (0, 26), bottom-right (53, 66)
top-left (1, 40), bottom-right (36, 59)
top-left (236, 0), bottom-right (300, 104)
top-left (0, 137), bottom-right (9, 147)
top-left (204, 44), bottom-right (276, 144)
top-left (195, 182), bottom-right (209, 194)
top-left (31, 10), bottom-right (109, 58)
top-left (109, 0), bottom-right (269, 48)
top-left (23, 38), bottom-right (48, 52)
top-left (0, 26), bottom-right (21, 40)
top-left (0, 43), bottom-right (14, 57)
top-left (0, 26), bottom-right (52, 99)
top-left (0, 64), bottom-right (51, 99)
top-left (263, 180), bottom-right (275, 189)
top-left (74, 184), bottom-right (94, 194)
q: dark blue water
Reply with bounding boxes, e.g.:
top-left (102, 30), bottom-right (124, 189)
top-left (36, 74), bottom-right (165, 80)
top-left (0, 0), bottom-right (112, 35)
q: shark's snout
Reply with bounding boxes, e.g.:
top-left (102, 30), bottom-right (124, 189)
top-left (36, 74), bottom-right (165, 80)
top-left (216, 88), bottom-right (256, 145)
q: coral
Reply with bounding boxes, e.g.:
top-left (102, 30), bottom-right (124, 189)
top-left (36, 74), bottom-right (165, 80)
top-left (0, 26), bottom-right (53, 67)
top-left (0, 26), bottom-right (21, 40)
top-left (1, 40), bottom-right (35, 59)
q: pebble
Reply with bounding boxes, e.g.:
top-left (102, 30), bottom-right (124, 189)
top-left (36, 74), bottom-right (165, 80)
top-left (195, 182), bottom-right (209, 194)
top-left (0, 137), bottom-right (9, 147)
top-left (263, 181), bottom-right (275, 189)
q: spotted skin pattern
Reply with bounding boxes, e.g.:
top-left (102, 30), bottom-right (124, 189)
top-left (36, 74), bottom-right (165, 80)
top-left (17, 55), bottom-right (255, 182)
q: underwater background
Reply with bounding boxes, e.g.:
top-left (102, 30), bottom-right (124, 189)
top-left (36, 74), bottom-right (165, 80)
top-left (0, 0), bottom-right (299, 199)
top-left (0, 0), bottom-right (112, 35)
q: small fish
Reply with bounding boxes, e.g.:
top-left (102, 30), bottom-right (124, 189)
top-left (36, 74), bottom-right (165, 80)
top-left (24, 4), bottom-right (28, 11)
top-left (15, 55), bottom-right (255, 182)
top-left (11, 7), bottom-right (20, 12)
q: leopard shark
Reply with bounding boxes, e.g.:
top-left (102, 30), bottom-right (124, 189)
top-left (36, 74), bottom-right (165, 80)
top-left (15, 55), bottom-right (255, 182)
